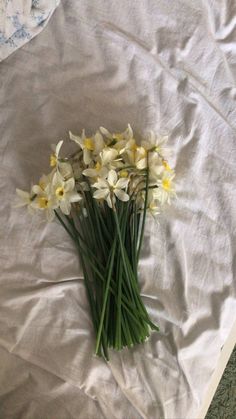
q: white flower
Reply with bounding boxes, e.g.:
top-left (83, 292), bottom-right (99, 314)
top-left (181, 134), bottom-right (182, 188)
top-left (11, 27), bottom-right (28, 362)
top-left (121, 140), bottom-right (147, 169)
top-left (100, 124), bottom-right (133, 142)
top-left (50, 140), bottom-right (63, 167)
top-left (15, 188), bottom-right (36, 214)
top-left (52, 172), bottom-right (82, 215)
top-left (83, 160), bottom-right (108, 179)
top-left (100, 147), bottom-right (119, 166)
top-left (93, 169), bottom-right (129, 208)
top-left (155, 173), bottom-right (176, 205)
top-left (142, 132), bottom-right (171, 159)
top-left (50, 140), bottom-right (73, 179)
top-left (69, 130), bottom-right (104, 165)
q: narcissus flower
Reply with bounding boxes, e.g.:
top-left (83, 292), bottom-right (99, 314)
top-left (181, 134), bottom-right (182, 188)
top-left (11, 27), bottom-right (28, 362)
top-left (69, 130), bottom-right (104, 165)
top-left (52, 172), bottom-right (82, 215)
top-left (93, 169), bottom-right (129, 208)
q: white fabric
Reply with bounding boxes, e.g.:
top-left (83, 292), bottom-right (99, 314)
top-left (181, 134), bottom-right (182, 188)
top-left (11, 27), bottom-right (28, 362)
top-left (0, 1), bottom-right (236, 418)
top-left (0, 0), bottom-right (60, 61)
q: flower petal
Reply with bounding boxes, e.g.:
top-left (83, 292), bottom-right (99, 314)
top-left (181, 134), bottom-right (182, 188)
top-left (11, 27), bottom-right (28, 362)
top-left (107, 169), bottom-right (117, 187)
top-left (115, 178), bottom-right (129, 189)
top-left (100, 148), bottom-right (118, 165)
top-left (82, 168), bottom-right (97, 177)
top-left (60, 199), bottom-right (71, 215)
top-left (93, 189), bottom-right (109, 200)
top-left (114, 189), bottom-right (129, 202)
top-left (69, 131), bottom-right (84, 149)
top-left (83, 148), bottom-right (92, 165)
top-left (55, 140), bottom-right (63, 157)
top-left (64, 177), bottom-right (75, 192)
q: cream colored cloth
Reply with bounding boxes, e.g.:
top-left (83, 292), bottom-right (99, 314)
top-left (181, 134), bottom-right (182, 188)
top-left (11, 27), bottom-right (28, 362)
top-left (0, 1), bottom-right (236, 418)
top-left (0, 0), bottom-right (60, 61)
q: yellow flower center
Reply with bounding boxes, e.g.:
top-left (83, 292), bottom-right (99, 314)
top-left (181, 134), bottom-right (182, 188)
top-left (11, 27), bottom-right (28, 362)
top-left (120, 170), bottom-right (129, 178)
top-left (95, 161), bottom-right (101, 171)
top-left (84, 138), bottom-right (94, 151)
top-left (55, 186), bottom-right (65, 199)
top-left (162, 178), bottom-right (171, 191)
top-left (50, 154), bottom-right (57, 167)
top-left (162, 160), bottom-right (172, 172)
top-left (38, 197), bottom-right (49, 208)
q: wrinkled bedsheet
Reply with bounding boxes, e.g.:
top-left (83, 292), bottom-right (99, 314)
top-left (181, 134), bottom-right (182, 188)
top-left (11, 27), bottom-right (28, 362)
top-left (0, 1), bottom-right (236, 418)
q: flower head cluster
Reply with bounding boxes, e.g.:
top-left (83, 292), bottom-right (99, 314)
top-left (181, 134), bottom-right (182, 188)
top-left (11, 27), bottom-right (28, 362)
top-left (16, 125), bottom-right (176, 219)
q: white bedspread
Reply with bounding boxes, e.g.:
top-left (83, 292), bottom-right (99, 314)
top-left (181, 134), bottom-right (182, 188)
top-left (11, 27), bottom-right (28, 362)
top-left (0, 1), bottom-right (236, 418)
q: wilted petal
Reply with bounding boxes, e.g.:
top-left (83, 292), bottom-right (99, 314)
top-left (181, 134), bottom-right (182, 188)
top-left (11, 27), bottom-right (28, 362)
top-left (114, 189), bottom-right (129, 202)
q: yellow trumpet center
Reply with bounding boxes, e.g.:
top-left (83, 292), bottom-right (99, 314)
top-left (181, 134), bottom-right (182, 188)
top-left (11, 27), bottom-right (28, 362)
top-left (120, 170), bottom-right (129, 178)
top-left (162, 178), bottom-right (171, 191)
top-left (84, 138), bottom-right (94, 151)
top-left (95, 161), bottom-right (101, 171)
top-left (38, 197), bottom-right (49, 208)
top-left (55, 186), bottom-right (65, 199)
top-left (50, 154), bottom-right (57, 167)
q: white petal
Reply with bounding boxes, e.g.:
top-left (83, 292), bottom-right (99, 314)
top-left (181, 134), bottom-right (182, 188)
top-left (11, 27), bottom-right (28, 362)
top-left (136, 158), bottom-right (147, 170)
top-left (64, 177), bottom-right (75, 192)
top-left (69, 131), bottom-right (84, 148)
top-left (82, 168), bottom-right (97, 177)
top-left (107, 170), bottom-right (117, 187)
top-left (69, 192), bottom-right (82, 203)
top-left (83, 148), bottom-right (92, 165)
top-left (55, 140), bottom-right (63, 157)
top-left (100, 127), bottom-right (112, 138)
top-left (93, 179), bottom-right (108, 189)
top-left (114, 189), bottom-right (129, 202)
top-left (60, 200), bottom-right (71, 215)
top-left (100, 148), bottom-right (118, 165)
top-left (94, 132), bottom-right (104, 154)
top-left (93, 189), bottom-right (109, 200)
top-left (58, 162), bottom-right (73, 179)
top-left (32, 185), bottom-right (42, 194)
top-left (106, 194), bottom-right (114, 208)
top-left (115, 178), bottom-right (129, 189)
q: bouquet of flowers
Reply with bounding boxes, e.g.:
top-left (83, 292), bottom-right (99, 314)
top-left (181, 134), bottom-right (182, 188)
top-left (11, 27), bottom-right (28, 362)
top-left (16, 124), bottom-right (176, 360)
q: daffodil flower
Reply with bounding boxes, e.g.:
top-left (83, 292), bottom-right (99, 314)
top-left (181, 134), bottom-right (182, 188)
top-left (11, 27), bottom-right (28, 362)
top-left (155, 173), bottom-right (176, 205)
top-left (142, 131), bottom-right (171, 159)
top-left (52, 172), bottom-right (82, 215)
top-left (93, 169), bottom-right (129, 208)
top-left (83, 160), bottom-right (108, 179)
top-left (69, 130), bottom-right (104, 165)
top-left (50, 140), bottom-right (73, 180)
